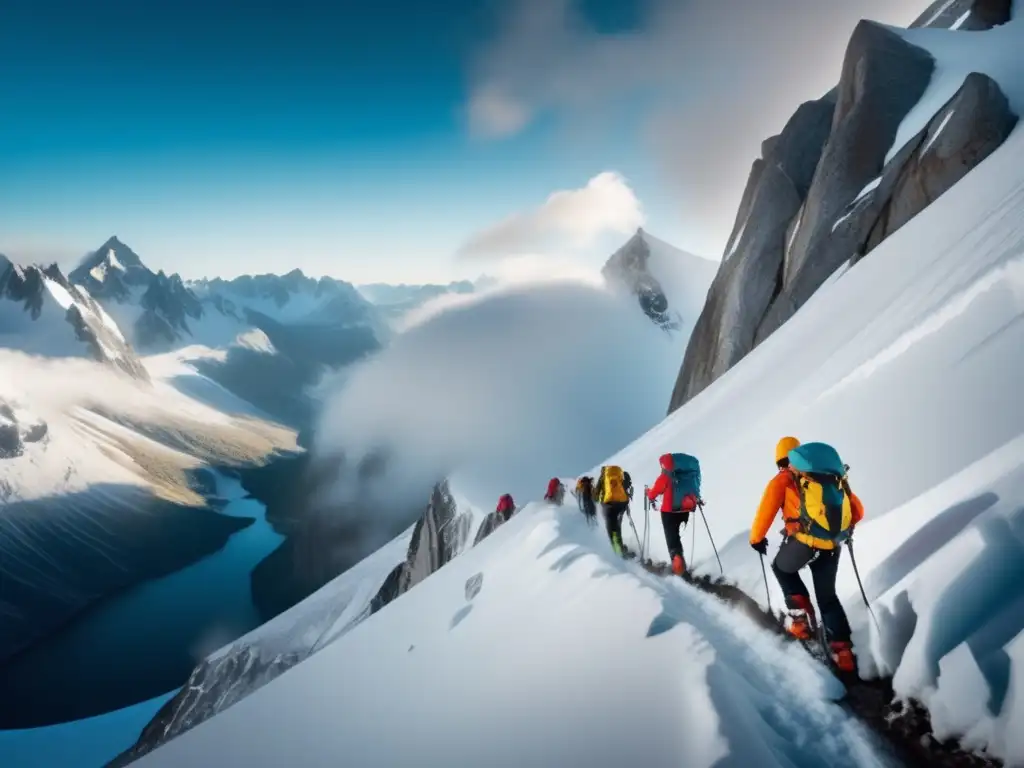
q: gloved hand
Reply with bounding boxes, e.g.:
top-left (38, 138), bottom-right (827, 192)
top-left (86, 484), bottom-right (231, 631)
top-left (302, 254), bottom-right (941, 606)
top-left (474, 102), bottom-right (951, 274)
top-left (751, 539), bottom-right (768, 556)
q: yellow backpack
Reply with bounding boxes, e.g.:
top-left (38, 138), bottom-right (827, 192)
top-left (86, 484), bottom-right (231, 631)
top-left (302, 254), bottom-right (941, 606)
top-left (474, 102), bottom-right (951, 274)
top-left (789, 443), bottom-right (854, 543)
top-left (600, 466), bottom-right (630, 504)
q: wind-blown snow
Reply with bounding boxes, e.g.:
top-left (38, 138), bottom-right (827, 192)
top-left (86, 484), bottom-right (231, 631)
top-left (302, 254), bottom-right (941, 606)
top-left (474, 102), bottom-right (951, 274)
top-left (316, 278), bottom-right (681, 518)
top-left (885, 14), bottom-right (1024, 164)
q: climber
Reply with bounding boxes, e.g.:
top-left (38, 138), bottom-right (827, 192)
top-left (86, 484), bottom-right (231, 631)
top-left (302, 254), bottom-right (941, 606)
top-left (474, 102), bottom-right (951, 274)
top-left (594, 465), bottom-right (633, 556)
top-left (545, 477), bottom-right (566, 505)
top-left (646, 452), bottom-right (702, 576)
top-left (749, 437), bottom-right (864, 674)
top-left (496, 493), bottom-right (516, 522)
top-left (575, 476), bottom-right (598, 525)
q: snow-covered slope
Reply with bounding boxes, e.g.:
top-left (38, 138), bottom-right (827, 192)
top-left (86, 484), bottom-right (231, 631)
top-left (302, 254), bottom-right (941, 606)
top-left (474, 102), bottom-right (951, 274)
top-left (602, 228), bottom-right (718, 335)
top-left (0, 256), bottom-right (147, 379)
top-left (135, 18), bottom-right (1024, 765)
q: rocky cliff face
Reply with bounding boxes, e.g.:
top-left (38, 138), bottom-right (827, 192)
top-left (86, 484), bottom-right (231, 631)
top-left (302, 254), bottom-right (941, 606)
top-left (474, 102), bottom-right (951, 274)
top-left (669, 14), bottom-right (1018, 413)
top-left (108, 479), bottom-right (475, 767)
top-left (0, 258), bottom-right (149, 380)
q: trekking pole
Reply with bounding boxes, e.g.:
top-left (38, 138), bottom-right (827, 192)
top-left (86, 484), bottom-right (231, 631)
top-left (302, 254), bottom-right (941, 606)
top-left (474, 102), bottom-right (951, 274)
top-left (697, 501), bottom-right (724, 575)
top-left (641, 489), bottom-right (648, 561)
top-left (846, 538), bottom-right (882, 635)
top-left (759, 553), bottom-right (773, 614)
top-left (625, 506), bottom-right (641, 554)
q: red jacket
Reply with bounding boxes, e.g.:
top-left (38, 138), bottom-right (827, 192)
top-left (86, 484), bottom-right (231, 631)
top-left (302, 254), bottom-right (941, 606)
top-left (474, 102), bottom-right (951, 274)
top-left (545, 478), bottom-right (561, 499)
top-left (646, 453), bottom-right (696, 513)
top-left (496, 494), bottom-right (514, 513)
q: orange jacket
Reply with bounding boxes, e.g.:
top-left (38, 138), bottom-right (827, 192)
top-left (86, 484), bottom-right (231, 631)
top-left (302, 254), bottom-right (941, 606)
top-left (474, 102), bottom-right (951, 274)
top-left (750, 469), bottom-right (864, 550)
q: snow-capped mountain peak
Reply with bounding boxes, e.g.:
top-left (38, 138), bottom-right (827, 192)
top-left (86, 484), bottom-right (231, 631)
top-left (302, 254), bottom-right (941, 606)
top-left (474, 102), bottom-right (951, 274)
top-left (0, 257), bottom-right (148, 379)
top-left (602, 227), bottom-right (719, 334)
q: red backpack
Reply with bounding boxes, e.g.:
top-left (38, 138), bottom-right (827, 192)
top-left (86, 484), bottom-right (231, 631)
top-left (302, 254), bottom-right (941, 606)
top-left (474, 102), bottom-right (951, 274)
top-left (496, 494), bottom-right (514, 513)
top-left (545, 478), bottom-right (561, 499)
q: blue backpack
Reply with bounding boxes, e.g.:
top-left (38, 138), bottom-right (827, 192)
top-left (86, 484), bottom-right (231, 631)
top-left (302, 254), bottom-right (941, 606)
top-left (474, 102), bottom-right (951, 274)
top-left (667, 453), bottom-right (701, 511)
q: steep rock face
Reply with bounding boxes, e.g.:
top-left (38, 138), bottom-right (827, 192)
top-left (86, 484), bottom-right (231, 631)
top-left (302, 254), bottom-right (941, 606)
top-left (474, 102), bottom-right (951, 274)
top-left (602, 230), bottom-right (680, 331)
top-left (397, 482), bottom-right (472, 593)
top-left (0, 259), bottom-right (148, 380)
top-left (669, 96), bottom-right (835, 409)
top-left (668, 18), bottom-right (1024, 413)
top-left (756, 23), bottom-right (935, 341)
top-left (860, 73), bottom-right (1018, 256)
top-left (111, 480), bottom-right (473, 766)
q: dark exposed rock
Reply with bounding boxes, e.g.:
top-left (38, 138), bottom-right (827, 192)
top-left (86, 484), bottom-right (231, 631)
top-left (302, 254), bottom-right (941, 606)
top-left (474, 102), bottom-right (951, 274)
top-left (0, 259), bottom-right (149, 380)
top-left (0, 422), bottom-right (22, 459)
top-left (964, 0), bottom-right (1014, 30)
top-left (668, 104), bottom-right (825, 410)
top-left (602, 229), bottom-right (680, 331)
top-left (860, 73), bottom-right (1018, 257)
top-left (397, 482), bottom-right (471, 593)
top-left (912, 0), bottom-right (1013, 30)
top-left (669, 22), bottom-right (936, 412)
top-left (473, 510), bottom-right (508, 545)
top-left (758, 22), bottom-right (935, 341)
top-left (105, 647), bottom-right (304, 768)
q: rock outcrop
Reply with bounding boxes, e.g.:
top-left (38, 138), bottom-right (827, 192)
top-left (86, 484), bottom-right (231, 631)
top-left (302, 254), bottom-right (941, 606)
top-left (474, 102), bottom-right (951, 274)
top-left (669, 17), bottom-right (1018, 413)
top-left (670, 93), bottom-right (837, 408)
top-left (0, 401), bottom-right (48, 459)
top-left (754, 22), bottom-right (935, 341)
top-left (910, 0), bottom-right (1013, 30)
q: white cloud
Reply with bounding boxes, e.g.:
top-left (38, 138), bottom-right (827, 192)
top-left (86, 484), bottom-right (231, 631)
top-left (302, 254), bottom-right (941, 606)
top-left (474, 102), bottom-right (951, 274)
top-left (467, 0), bottom-right (925, 255)
top-left (456, 171), bottom-right (645, 261)
top-left (313, 277), bottom-right (679, 522)
top-left (467, 84), bottom-right (532, 138)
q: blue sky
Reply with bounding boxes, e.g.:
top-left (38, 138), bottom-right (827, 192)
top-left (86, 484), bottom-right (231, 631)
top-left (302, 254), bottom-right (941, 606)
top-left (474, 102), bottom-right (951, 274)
top-left (0, 0), bottom-right (922, 283)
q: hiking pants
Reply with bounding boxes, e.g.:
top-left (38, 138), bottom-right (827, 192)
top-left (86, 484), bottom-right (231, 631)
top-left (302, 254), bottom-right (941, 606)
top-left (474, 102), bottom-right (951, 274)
top-left (660, 511), bottom-right (690, 560)
top-left (579, 496), bottom-right (597, 523)
top-left (772, 537), bottom-right (852, 642)
top-left (601, 502), bottom-right (628, 545)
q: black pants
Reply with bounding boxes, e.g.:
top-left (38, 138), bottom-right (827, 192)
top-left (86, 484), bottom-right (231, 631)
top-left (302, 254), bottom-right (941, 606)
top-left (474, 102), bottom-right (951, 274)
top-left (772, 537), bottom-right (851, 643)
top-left (661, 511), bottom-right (690, 560)
top-left (602, 502), bottom-right (627, 545)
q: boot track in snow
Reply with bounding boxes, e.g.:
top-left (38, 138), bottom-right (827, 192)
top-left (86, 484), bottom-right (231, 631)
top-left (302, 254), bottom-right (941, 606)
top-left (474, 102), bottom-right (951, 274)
top-left (632, 556), bottom-right (1004, 768)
